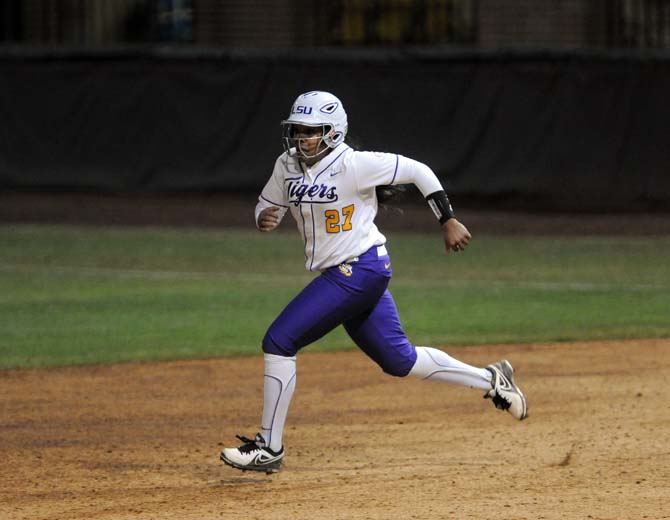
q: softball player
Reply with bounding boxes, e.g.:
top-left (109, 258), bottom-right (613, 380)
top-left (221, 91), bottom-right (527, 474)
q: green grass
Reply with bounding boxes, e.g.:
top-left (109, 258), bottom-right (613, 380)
top-left (1, 225), bottom-right (669, 368)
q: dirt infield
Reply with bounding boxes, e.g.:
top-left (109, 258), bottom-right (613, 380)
top-left (1, 339), bottom-right (669, 520)
top-left (1, 193), bottom-right (669, 518)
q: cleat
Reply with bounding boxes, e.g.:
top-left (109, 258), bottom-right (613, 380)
top-left (484, 359), bottom-right (528, 420)
top-left (220, 433), bottom-right (284, 473)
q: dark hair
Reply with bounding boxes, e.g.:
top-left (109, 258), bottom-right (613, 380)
top-left (345, 133), bottom-right (406, 208)
top-left (376, 184), bottom-right (407, 206)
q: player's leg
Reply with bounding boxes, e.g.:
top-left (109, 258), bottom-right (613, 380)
top-left (221, 264), bottom-right (390, 472)
top-left (411, 343), bottom-right (527, 419)
top-left (259, 269), bottom-right (389, 448)
top-left (343, 289), bottom-right (490, 386)
top-left (409, 343), bottom-right (492, 390)
top-left (344, 290), bottom-right (527, 419)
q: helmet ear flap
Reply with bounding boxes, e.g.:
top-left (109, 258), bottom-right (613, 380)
top-left (323, 134), bottom-right (338, 148)
top-left (323, 124), bottom-right (344, 148)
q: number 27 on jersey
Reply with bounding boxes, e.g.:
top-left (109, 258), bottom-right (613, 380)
top-left (325, 204), bottom-right (355, 234)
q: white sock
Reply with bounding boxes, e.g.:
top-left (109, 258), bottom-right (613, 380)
top-left (259, 353), bottom-right (296, 452)
top-left (408, 346), bottom-right (492, 390)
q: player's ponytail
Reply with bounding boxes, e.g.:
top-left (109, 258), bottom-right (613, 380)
top-left (345, 133), bottom-right (406, 209)
top-left (376, 184), bottom-right (407, 206)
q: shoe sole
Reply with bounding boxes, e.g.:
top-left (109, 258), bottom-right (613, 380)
top-left (220, 452), bottom-right (283, 474)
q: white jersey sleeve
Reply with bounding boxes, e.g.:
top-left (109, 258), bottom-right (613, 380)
top-left (255, 155), bottom-right (290, 229)
top-left (253, 146), bottom-right (446, 271)
top-left (352, 152), bottom-right (444, 197)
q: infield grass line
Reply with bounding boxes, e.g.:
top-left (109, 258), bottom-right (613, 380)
top-left (0, 261), bottom-right (667, 292)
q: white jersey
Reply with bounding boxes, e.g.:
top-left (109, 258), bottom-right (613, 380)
top-left (255, 143), bottom-right (444, 271)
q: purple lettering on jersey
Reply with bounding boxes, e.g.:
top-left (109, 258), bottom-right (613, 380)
top-left (287, 181), bottom-right (339, 206)
top-left (294, 184), bottom-right (308, 200)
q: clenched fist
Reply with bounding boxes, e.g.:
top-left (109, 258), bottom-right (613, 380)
top-left (442, 218), bottom-right (472, 253)
top-left (258, 207), bottom-right (282, 232)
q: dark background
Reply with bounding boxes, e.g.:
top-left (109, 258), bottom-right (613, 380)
top-left (1, 1), bottom-right (669, 213)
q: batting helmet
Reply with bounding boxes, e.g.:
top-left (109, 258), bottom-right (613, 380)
top-left (281, 91), bottom-right (348, 159)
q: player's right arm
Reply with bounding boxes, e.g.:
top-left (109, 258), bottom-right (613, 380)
top-left (257, 207), bottom-right (282, 232)
top-left (255, 156), bottom-right (290, 232)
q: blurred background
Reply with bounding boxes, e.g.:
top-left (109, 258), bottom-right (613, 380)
top-left (1, 1), bottom-right (669, 369)
top-left (2, 0), bottom-right (669, 49)
top-left (0, 0), bottom-right (669, 216)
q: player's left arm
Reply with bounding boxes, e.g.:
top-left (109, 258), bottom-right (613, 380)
top-left (389, 155), bottom-right (472, 254)
top-left (352, 151), bottom-right (471, 253)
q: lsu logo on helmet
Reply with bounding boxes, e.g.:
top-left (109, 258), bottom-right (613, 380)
top-left (291, 105), bottom-right (313, 115)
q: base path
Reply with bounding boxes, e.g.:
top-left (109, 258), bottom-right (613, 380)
top-left (1, 339), bottom-right (669, 520)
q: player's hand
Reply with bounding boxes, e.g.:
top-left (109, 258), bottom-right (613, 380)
top-left (258, 207), bottom-right (282, 232)
top-left (442, 218), bottom-right (471, 254)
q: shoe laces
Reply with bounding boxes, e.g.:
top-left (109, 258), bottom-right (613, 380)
top-left (235, 434), bottom-right (263, 454)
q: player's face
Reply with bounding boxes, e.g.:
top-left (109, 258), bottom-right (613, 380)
top-left (291, 124), bottom-right (327, 164)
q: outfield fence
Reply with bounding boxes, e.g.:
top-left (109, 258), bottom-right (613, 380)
top-left (0, 47), bottom-right (669, 211)
top-left (2, 0), bottom-right (669, 49)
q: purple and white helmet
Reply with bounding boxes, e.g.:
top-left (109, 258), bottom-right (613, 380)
top-left (281, 91), bottom-right (348, 158)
